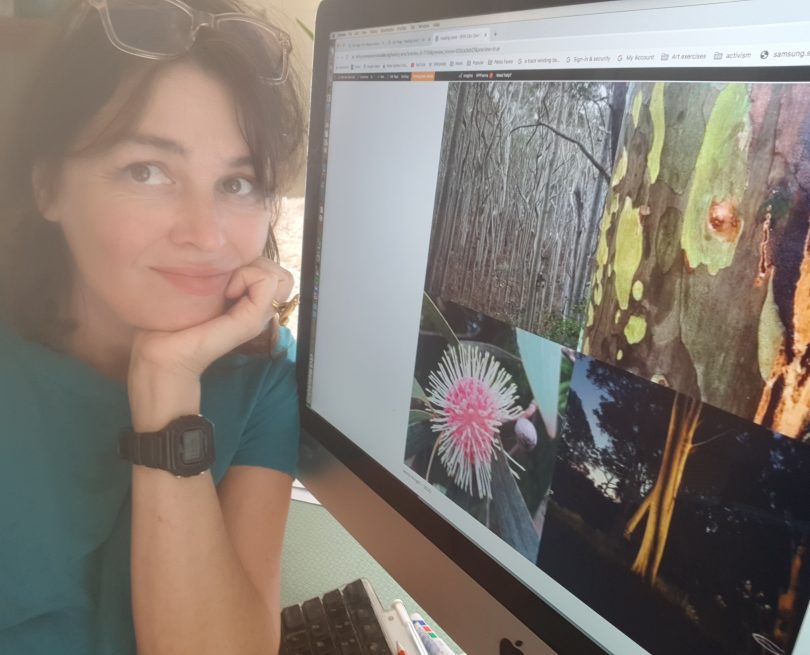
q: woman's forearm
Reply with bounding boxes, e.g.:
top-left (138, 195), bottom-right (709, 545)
top-left (130, 469), bottom-right (279, 655)
top-left (128, 372), bottom-right (279, 655)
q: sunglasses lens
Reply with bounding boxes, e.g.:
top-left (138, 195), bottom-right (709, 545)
top-left (216, 18), bottom-right (287, 82)
top-left (106, 0), bottom-right (193, 56)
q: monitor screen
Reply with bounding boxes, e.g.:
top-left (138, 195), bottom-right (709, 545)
top-left (299, 1), bottom-right (810, 653)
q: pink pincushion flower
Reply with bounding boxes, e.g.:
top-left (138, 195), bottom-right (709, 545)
top-left (426, 344), bottom-right (522, 499)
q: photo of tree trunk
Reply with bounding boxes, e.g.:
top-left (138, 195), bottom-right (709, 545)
top-left (426, 81), bottom-right (625, 347)
top-left (583, 82), bottom-right (810, 438)
top-left (539, 355), bottom-right (810, 655)
top-left (404, 293), bottom-right (572, 563)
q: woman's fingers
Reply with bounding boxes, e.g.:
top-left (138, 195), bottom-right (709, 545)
top-left (194, 258), bottom-right (294, 357)
top-left (130, 258), bottom-right (294, 378)
top-left (228, 258), bottom-right (294, 319)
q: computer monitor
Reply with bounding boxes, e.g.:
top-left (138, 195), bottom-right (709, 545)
top-left (296, 0), bottom-right (810, 653)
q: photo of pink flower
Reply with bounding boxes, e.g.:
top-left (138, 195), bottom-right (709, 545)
top-left (406, 294), bottom-right (569, 562)
top-left (426, 344), bottom-right (522, 499)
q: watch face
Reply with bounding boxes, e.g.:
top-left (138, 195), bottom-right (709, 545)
top-left (181, 428), bottom-right (206, 464)
top-left (167, 416), bottom-right (215, 476)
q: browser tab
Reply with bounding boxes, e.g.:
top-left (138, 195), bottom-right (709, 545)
top-left (433, 28), bottom-right (491, 45)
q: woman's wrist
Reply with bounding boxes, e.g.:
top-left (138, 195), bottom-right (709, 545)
top-left (128, 361), bottom-right (202, 432)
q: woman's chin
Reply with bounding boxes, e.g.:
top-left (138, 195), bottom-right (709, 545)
top-left (136, 299), bottom-right (227, 333)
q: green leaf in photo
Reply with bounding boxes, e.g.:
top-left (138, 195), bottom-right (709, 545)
top-left (412, 378), bottom-right (429, 405)
top-left (421, 292), bottom-right (460, 347)
top-left (408, 409), bottom-right (432, 426)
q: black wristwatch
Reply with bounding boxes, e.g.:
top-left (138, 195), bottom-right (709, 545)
top-left (118, 414), bottom-right (215, 477)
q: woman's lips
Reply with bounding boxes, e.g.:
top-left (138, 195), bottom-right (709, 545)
top-left (154, 267), bottom-right (232, 296)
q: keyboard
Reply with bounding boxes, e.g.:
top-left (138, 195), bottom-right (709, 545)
top-left (279, 578), bottom-right (395, 655)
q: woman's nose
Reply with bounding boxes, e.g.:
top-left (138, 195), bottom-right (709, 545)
top-left (169, 188), bottom-right (227, 251)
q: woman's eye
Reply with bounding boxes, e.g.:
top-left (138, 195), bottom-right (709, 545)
top-left (125, 163), bottom-right (171, 185)
top-left (221, 177), bottom-right (256, 197)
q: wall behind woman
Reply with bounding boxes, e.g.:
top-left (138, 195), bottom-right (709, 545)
top-left (256, 0), bottom-right (321, 196)
top-left (251, 0), bottom-right (322, 336)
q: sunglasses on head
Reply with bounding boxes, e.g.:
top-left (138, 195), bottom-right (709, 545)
top-left (82, 0), bottom-right (291, 84)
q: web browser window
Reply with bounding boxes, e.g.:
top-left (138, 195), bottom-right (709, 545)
top-left (306, 1), bottom-right (810, 653)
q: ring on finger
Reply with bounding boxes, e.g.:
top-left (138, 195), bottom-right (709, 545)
top-left (272, 294), bottom-right (300, 327)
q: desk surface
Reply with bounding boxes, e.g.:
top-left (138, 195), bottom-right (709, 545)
top-left (282, 499), bottom-right (460, 652)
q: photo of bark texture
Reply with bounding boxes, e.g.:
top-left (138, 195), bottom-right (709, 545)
top-left (405, 293), bottom-right (572, 563)
top-left (539, 355), bottom-right (810, 655)
top-left (426, 81), bottom-right (625, 348)
top-left (583, 82), bottom-right (810, 439)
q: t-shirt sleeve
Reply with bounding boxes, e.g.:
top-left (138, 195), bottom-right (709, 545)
top-left (230, 327), bottom-right (300, 476)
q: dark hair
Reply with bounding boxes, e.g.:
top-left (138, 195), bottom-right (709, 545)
top-left (0, 0), bottom-right (306, 354)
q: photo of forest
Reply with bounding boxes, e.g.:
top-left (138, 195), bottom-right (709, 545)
top-left (404, 293), bottom-right (572, 563)
top-left (425, 81), bottom-right (626, 348)
top-left (583, 81), bottom-right (810, 439)
top-left (538, 355), bottom-right (810, 655)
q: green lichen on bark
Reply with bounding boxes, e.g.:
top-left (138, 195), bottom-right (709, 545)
top-left (613, 147), bottom-right (628, 187)
top-left (593, 280), bottom-right (603, 305)
top-left (656, 85), bottom-right (717, 195)
top-left (647, 83), bottom-right (666, 183)
top-left (596, 151), bottom-right (626, 271)
top-left (591, 148), bottom-right (629, 324)
top-left (654, 207), bottom-right (683, 274)
top-left (624, 315), bottom-right (648, 344)
top-left (758, 277), bottom-right (786, 381)
top-left (631, 91), bottom-right (643, 127)
top-left (596, 209), bottom-right (611, 268)
top-left (614, 198), bottom-right (644, 311)
top-left (632, 280), bottom-right (644, 302)
top-left (681, 84), bottom-right (751, 275)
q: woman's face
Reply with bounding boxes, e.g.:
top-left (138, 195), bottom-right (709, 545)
top-left (39, 63), bottom-right (271, 334)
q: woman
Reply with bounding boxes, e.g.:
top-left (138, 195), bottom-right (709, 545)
top-left (0, 0), bottom-right (306, 653)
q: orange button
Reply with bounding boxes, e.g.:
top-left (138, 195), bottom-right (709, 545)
top-left (410, 71), bottom-right (436, 81)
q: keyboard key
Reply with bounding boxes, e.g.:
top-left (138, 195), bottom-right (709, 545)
top-left (282, 604), bottom-right (306, 633)
top-left (286, 631), bottom-right (311, 651)
top-left (323, 589), bottom-right (344, 612)
top-left (361, 623), bottom-right (384, 640)
top-left (313, 636), bottom-right (336, 655)
top-left (280, 580), bottom-right (393, 655)
top-left (338, 639), bottom-right (362, 655)
top-left (342, 580), bottom-right (367, 605)
top-left (303, 597), bottom-right (328, 633)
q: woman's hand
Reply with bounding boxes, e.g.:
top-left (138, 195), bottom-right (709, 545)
top-left (127, 256), bottom-right (294, 429)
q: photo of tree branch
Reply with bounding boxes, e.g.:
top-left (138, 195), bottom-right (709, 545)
top-left (583, 82), bottom-right (810, 438)
top-left (404, 293), bottom-right (572, 562)
top-left (426, 81), bottom-right (625, 347)
top-left (538, 355), bottom-right (810, 655)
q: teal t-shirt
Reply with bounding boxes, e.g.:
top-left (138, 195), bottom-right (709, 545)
top-left (0, 320), bottom-right (300, 654)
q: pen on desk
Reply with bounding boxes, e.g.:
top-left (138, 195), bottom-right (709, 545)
top-left (410, 613), bottom-right (457, 655)
top-left (392, 600), bottom-right (429, 655)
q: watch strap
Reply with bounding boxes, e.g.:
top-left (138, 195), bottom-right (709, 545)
top-left (118, 429), bottom-right (169, 468)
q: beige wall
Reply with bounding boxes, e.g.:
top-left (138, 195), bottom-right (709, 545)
top-left (265, 0), bottom-right (321, 75)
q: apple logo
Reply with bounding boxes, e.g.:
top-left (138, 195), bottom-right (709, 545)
top-left (500, 638), bottom-right (524, 655)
